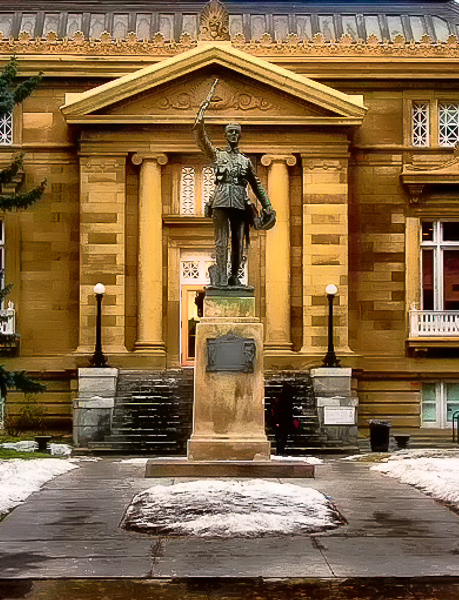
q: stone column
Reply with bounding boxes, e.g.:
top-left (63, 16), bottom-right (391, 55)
top-left (301, 153), bottom-right (351, 355)
top-left (261, 154), bottom-right (296, 351)
top-left (77, 154), bottom-right (128, 355)
top-left (132, 153), bottom-right (168, 355)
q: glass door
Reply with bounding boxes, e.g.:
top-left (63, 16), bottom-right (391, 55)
top-left (181, 286), bottom-right (205, 366)
top-left (422, 382), bottom-right (459, 428)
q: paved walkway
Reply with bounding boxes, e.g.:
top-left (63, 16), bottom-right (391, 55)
top-left (1, 458), bottom-right (459, 579)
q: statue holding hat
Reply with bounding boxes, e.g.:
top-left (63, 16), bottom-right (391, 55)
top-left (193, 79), bottom-right (276, 289)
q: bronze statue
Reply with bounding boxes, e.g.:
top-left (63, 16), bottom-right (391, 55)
top-left (193, 79), bottom-right (276, 289)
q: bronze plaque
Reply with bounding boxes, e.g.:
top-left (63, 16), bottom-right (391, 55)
top-left (207, 331), bottom-right (256, 373)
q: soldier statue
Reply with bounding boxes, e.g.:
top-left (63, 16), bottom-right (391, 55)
top-left (193, 79), bottom-right (276, 288)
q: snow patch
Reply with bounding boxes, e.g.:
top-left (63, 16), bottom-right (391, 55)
top-left (371, 450), bottom-right (459, 509)
top-left (120, 458), bottom-right (149, 465)
top-left (0, 458), bottom-right (78, 515)
top-left (1, 441), bottom-right (73, 456)
top-left (1, 441), bottom-right (36, 452)
top-left (123, 479), bottom-right (345, 537)
top-left (271, 455), bottom-right (323, 465)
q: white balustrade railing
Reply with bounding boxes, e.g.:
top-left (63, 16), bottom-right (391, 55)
top-left (0, 304), bottom-right (15, 336)
top-left (410, 310), bottom-right (459, 337)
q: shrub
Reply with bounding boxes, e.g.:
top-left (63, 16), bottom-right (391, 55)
top-left (4, 395), bottom-right (47, 435)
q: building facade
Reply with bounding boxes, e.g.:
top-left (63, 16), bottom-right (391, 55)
top-left (2, 0), bottom-right (459, 438)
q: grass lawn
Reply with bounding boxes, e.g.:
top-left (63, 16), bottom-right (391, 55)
top-left (0, 448), bottom-right (58, 460)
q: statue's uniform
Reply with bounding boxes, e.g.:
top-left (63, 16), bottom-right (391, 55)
top-left (194, 121), bottom-right (271, 286)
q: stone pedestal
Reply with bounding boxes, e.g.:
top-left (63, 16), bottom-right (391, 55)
top-left (310, 368), bottom-right (358, 446)
top-left (187, 294), bottom-right (270, 461)
top-left (73, 368), bottom-right (118, 447)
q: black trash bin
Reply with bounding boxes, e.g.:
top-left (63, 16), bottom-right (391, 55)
top-left (369, 420), bottom-right (391, 452)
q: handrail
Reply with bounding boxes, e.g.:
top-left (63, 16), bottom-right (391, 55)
top-left (452, 411), bottom-right (459, 443)
top-left (410, 310), bottom-right (459, 337)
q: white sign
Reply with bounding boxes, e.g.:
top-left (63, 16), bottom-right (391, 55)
top-left (324, 407), bottom-right (356, 425)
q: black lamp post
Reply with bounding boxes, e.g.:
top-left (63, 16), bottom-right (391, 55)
top-left (322, 283), bottom-right (341, 368)
top-left (89, 282), bottom-right (108, 368)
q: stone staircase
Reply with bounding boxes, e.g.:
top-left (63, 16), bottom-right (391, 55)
top-left (87, 369), bottom-right (351, 455)
top-left (88, 369), bottom-right (194, 454)
top-left (264, 371), bottom-right (353, 453)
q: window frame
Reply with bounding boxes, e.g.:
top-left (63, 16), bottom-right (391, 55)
top-left (409, 98), bottom-right (459, 148)
top-left (0, 111), bottom-right (13, 146)
top-left (420, 219), bottom-right (459, 311)
top-left (412, 101), bottom-right (430, 147)
top-left (422, 381), bottom-right (459, 428)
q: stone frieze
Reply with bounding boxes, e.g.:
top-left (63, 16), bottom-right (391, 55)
top-left (2, 30), bottom-right (459, 58)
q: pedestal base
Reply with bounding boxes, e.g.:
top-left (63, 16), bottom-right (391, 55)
top-left (187, 438), bottom-right (270, 462)
top-left (146, 457), bottom-right (314, 478)
top-left (187, 293), bottom-right (270, 462)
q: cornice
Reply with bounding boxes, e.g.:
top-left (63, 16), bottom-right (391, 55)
top-left (2, 31), bottom-right (459, 61)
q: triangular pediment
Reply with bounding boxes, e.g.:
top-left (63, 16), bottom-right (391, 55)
top-left (61, 43), bottom-right (366, 126)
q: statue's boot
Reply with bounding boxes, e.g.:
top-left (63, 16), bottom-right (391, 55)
top-left (228, 274), bottom-right (241, 286)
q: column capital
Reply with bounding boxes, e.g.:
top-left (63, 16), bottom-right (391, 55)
top-left (261, 154), bottom-right (296, 168)
top-left (132, 153), bottom-right (168, 166)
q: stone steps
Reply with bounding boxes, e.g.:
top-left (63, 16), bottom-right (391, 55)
top-left (88, 369), bottom-right (334, 455)
top-left (91, 369), bottom-right (194, 454)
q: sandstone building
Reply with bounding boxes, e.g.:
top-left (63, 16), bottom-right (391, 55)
top-left (1, 0), bottom-right (459, 444)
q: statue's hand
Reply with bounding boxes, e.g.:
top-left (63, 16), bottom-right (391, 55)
top-left (194, 80), bottom-right (219, 127)
top-left (204, 201), bottom-right (212, 218)
top-left (194, 100), bottom-right (210, 128)
top-left (258, 207), bottom-right (276, 230)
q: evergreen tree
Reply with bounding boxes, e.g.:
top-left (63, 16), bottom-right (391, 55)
top-left (0, 57), bottom-right (46, 399)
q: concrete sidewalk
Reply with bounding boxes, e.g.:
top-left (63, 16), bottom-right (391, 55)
top-left (0, 458), bottom-right (459, 579)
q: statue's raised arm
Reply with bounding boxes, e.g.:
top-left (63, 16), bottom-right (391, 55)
top-left (193, 78), bottom-right (219, 163)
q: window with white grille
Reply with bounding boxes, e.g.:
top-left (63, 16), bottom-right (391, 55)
top-left (0, 221), bottom-right (5, 293)
top-left (180, 166), bottom-right (196, 215)
top-left (412, 102), bottom-right (429, 147)
top-left (0, 113), bottom-right (13, 146)
top-left (181, 261), bottom-right (200, 280)
top-left (439, 103), bottom-right (459, 147)
top-left (202, 166), bottom-right (215, 211)
top-left (0, 222), bottom-right (14, 339)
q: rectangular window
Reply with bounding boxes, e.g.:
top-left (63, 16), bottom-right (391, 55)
top-left (421, 382), bottom-right (437, 423)
top-left (422, 382), bottom-right (459, 427)
top-left (0, 221), bottom-right (4, 295)
top-left (179, 165), bottom-right (215, 216)
top-left (412, 102), bottom-right (429, 147)
top-left (180, 166), bottom-right (196, 215)
top-left (420, 220), bottom-right (459, 311)
top-left (411, 101), bottom-right (459, 147)
top-left (0, 112), bottom-right (13, 145)
top-left (202, 166), bottom-right (215, 213)
top-left (439, 103), bottom-right (459, 147)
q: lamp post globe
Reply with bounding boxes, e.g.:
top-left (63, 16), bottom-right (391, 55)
top-left (325, 283), bottom-right (338, 296)
top-left (94, 283), bottom-right (106, 296)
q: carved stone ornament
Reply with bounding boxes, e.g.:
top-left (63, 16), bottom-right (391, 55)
top-left (207, 331), bottom-right (256, 373)
top-left (401, 150), bottom-right (459, 203)
top-left (156, 81), bottom-right (276, 113)
top-left (199, 0), bottom-right (230, 42)
top-left (3, 31), bottom-right (459, 58)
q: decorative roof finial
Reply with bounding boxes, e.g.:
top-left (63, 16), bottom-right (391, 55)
top-left (199, 0), bottom-right (230, 41)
